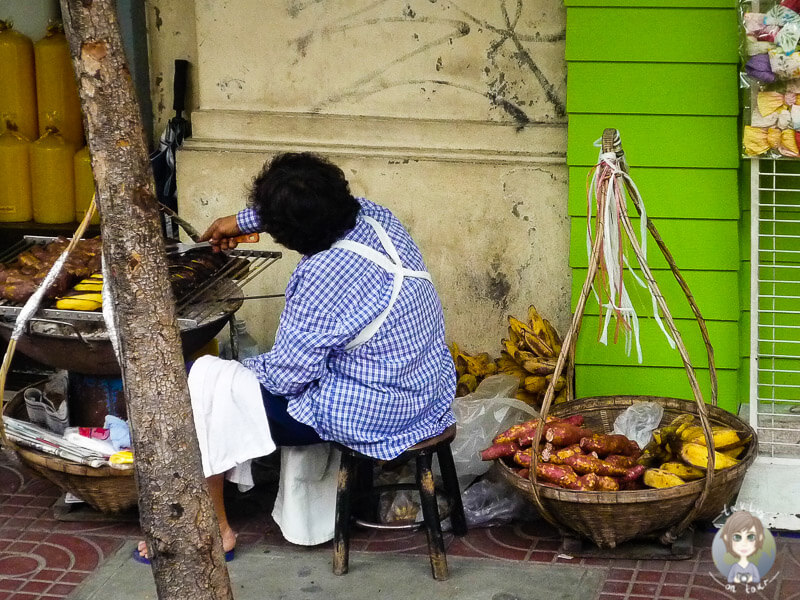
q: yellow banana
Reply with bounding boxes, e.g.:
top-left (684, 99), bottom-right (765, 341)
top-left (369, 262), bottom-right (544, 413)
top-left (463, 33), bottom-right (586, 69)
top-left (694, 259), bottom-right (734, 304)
top-left (722, 446), bottom-right (746, 459)
top-left (685, 427), bottom-right (742, 450)
top-left (527, 305), bottom-right (547, 339)
top-left (522, 330), bottom-right (554, 357)
top-left (514, 348), bottom-right (539, 364)
top-left (679, 442), bottom-right (740, 471)
top-left (73, 281), bottom-right (103, 291)
top-left (659, 461), bottom-right (705, 481)
top-left (508, 315), bottom-right (533, 338)
top-left (55, 292), bottom-right (103, 311)
top-left (496, 353), bottom-right (528, 378)
top-left (523, 375), bottom-right (547, 393)
top-left (501, 338), bottom-right (518, 360)
top-left (521, 357), bottom-right (556, 376)
top-left (542, 318), bottom-right (562, 355)
top-left (448, 342), bottom-right (460, 364)
top-left (643, 468), bottom-right (686, 489)
top-left (514, 389), bottom-right (540, 407)
top-left (545, 374), bottom-right (566, 392)
top-left (456, 373), bottom-right (478, 397)
top-left (454, 353), bottom-right (469, 379)
top-left (462, 353), bottom-right (497, 378)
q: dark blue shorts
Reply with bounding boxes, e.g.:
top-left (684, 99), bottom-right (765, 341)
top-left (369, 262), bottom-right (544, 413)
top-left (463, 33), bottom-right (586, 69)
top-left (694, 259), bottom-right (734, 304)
top-left (260, 386), bottom-right (323, 447)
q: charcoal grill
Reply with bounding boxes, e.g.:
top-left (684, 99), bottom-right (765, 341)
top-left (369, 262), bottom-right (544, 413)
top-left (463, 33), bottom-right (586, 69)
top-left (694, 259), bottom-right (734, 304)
top-left (0, 236), bottom-right (282, 375)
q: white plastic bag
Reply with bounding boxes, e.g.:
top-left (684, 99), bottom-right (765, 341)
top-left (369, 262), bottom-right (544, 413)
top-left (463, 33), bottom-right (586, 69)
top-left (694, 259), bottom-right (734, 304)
top-left (612, 401), bottom-right (664, 449)
top-left (450, 374), bottom-right (539, 489)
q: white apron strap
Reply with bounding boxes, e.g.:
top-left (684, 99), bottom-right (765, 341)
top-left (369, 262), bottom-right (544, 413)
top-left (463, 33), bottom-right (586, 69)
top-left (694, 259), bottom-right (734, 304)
top-left (331, 217), bottom-right (431, 351)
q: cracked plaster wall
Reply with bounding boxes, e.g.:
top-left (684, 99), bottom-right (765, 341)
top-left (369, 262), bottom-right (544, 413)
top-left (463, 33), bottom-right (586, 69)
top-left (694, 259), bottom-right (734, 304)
top-left (146, 0), bottom-right (569, 352)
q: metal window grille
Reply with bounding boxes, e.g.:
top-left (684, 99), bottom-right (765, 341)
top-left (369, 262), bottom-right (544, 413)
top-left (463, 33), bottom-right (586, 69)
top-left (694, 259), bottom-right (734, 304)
top-left (750, 159), bottom-right (800, 460)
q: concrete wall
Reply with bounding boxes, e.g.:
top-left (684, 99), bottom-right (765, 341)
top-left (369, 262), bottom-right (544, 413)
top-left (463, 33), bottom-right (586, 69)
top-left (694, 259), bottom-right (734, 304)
top-left (147, 0), bottom-right (569, 353)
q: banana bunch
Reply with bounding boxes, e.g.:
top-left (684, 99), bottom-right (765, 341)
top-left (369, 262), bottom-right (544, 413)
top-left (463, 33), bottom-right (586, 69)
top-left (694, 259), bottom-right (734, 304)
top-left (55, 273), bottom-right (103, 311)
top-left (496, 305), bottom-right (568, 407)
top-left (450, 343), bottom-right (498, 397)
top-left (639, 414), bottom-right (751, 488)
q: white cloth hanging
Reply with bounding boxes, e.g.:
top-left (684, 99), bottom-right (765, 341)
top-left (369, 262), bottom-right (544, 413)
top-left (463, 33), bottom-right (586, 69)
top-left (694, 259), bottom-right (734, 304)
top-left (187, 355), bottom-right (276, 489)
top-left (271, 444), bottom-right (341, 545)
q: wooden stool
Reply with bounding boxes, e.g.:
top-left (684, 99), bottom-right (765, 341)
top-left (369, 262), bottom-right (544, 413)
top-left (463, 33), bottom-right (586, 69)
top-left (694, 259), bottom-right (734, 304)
top-left (332, 424), bottom-right (468, 580)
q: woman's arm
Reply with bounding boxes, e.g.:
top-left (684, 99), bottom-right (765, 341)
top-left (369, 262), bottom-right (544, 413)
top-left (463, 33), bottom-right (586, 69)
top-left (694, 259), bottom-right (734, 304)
top-left (242, 297), bottom-right (347, 396)
top-left (199, 209), bottom-right (261, 251)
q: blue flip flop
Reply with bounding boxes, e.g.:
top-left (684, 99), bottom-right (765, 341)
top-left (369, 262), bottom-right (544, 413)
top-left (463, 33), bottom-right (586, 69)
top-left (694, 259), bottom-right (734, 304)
top-left (132, 546), bottom-right (235, 564)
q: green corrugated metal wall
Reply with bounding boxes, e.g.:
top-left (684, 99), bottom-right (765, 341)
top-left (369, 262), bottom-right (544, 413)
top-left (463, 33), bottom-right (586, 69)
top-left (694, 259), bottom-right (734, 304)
top-left (564, 1), bottom-right (741, 413)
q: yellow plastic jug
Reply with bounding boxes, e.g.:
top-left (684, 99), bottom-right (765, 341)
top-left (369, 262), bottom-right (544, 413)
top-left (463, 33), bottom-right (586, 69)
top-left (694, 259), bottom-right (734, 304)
top-left (30, 127), bottom-right (76, 224)
top-left (34, 24), bottom-right (84, 147)
top-left (73, 146), bottom-right (99, 224)
top-left (0, 121), bottom-right (33, 222)
top-left (0, 21), bottom-right (38, 141)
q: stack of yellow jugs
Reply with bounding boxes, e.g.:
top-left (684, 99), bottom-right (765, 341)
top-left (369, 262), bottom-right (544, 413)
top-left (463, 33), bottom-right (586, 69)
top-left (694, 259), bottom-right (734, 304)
top-left (0, 20), bottom-right (98, 225)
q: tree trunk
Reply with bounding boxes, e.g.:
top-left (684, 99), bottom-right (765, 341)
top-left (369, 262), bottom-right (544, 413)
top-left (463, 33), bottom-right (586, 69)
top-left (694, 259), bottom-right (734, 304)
top-left (59, 2), bottom-right (233, 598)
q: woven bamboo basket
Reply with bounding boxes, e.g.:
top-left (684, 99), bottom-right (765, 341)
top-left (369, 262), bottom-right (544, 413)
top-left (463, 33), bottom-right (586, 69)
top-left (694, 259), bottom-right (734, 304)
top-left (4, 387), bottom-right (138, 514)
top-left (495, 395), bottom-right (756, 548)
top-left (498, 129), bottom-right (757, 549)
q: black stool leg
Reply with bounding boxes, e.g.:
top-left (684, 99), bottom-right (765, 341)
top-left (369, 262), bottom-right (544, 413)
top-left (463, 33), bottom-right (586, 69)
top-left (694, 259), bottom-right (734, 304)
top-left (354, 457), bottom-right (378, 523)
top-left (437, 444), bottom-right (468, 536)
top-left (333, 451), bottom-right (355, 575)
top-left (416, 451), bottom-right (448, 580)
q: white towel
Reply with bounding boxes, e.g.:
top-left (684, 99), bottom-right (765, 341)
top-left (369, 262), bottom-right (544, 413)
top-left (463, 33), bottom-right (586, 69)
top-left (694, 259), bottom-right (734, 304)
top-left (272, 444), bottom-right (341, 546)
top-left (187, 355), bottom-right (276, 488)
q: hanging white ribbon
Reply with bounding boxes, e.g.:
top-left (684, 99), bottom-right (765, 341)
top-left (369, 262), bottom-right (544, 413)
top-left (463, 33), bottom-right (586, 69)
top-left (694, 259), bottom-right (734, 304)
top-left (586, 139), bottom-right (675, 363)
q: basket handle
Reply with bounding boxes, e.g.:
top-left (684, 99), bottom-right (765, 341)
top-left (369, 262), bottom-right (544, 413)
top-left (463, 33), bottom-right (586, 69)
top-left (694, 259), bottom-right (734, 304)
top-left (527, 129), bottom-right (719, 543)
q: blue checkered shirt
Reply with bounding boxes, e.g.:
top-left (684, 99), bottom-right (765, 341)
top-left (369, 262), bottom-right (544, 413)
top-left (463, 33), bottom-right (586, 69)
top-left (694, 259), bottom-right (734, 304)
top-left (237, 198), bottom-right (456, 460)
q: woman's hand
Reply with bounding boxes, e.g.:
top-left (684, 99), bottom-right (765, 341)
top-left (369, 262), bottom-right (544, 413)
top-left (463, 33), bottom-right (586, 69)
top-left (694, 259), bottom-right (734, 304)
top-left (199, 215), bottom-right (242, 252)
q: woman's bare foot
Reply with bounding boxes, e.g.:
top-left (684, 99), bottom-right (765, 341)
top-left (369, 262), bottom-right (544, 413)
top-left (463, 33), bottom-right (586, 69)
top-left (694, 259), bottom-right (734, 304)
top-left (136, 529), bottom-right (237, 560)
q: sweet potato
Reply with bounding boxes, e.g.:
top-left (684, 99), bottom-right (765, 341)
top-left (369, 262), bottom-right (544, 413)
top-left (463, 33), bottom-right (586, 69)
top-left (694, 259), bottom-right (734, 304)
top-left (504, 417), bottom-right (564, 448)
top-left (567, 472), bottom-right (599, 491)
top-left (542, 443), bottom-right (582, 464)
top-left (480, 441), bottom-right (519, 461)
top-left (596, 475), bottom-right (620, 491)
top-left (622, 464), bottom-right (646, 483)
top-left (534, 462), bottom-right (578, 488)
top-left (493, 417), bottom-right (558, 444)
top-left (545, 423), bottom-right (593, 447)
top-left (492, 422), bottom-right (532, 445)
top-left (563, 454), bottom-right (628, 477)
top-left (580, 433), bottom-right (637, 457)
top-left (604, 454), bottom-right (637, 469)
top-left (517, 468), bottom-right (529, 479)
top-left (513, 448), bottom-right (533, 467)
top-left (560, 414), bottom-right (585, 427)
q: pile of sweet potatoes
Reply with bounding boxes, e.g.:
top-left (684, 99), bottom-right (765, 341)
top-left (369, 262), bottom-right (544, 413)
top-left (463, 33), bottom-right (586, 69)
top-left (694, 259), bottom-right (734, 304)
top-left (479, 415), bottom-right (646, 491)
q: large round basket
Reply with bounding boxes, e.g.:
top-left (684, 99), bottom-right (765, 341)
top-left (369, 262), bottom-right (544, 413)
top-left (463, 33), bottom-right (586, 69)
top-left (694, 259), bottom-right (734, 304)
top-left (495, 395), bottom-right (757, 549)
top-left (3, 387), bottom-right (138, 514)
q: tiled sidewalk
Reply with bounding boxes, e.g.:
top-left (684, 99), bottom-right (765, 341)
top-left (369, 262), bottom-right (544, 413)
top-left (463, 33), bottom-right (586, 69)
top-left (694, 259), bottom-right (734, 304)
top-left (1, 447), bottom-right (799, 600)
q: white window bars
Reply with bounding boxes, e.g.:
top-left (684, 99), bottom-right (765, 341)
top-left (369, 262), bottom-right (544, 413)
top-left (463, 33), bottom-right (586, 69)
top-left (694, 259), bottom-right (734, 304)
top-left (750, 158), bottom-right (800, 460)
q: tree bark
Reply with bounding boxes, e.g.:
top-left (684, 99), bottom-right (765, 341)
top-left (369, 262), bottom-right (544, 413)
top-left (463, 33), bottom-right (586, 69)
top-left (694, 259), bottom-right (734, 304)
top-left (59, 2), bottom-right (233, 598)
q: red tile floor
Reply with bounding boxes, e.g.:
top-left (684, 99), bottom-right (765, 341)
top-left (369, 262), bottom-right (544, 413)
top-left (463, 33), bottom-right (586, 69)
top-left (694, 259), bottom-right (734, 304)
top-left (1, 447), bottom-right (799, 600)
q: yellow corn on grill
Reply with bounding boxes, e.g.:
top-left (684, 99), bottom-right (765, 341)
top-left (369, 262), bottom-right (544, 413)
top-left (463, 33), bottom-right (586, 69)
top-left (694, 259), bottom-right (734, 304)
top-left (0, 235), bottom-right (281, 375)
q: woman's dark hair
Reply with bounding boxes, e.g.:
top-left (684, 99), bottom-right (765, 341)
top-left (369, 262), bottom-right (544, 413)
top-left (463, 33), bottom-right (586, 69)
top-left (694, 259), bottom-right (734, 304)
top-left (249, 152), bottom-right (360, 255)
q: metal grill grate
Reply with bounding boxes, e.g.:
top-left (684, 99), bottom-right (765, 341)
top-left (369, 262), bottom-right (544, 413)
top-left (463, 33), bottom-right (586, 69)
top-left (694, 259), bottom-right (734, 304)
top-left (750, 159), bottom-right (800, 460)
top-left (0, 237), bottom-right (282, 328)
